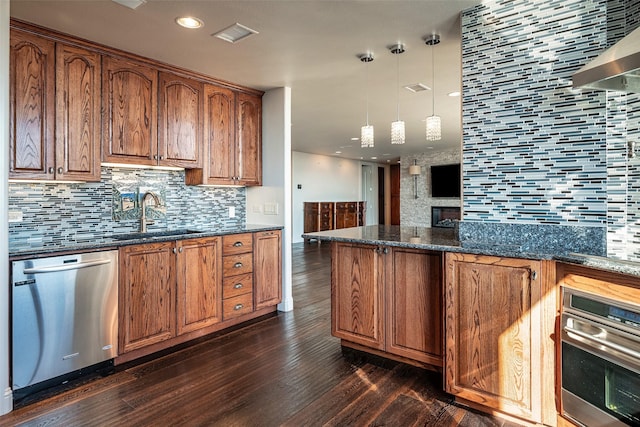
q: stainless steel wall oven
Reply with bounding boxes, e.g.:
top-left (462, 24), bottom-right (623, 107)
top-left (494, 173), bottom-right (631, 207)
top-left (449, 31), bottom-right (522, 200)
top-left (561, 287), bottom-right (640, 427)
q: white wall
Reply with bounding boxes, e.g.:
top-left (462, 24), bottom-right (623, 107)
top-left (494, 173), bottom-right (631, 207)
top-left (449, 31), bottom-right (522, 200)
top-left (1, 0), bottom-right (12, 415)
top-left (246, 87), bottom-right (293, 312)
top-left (292, 152), bottom-right (381, 243)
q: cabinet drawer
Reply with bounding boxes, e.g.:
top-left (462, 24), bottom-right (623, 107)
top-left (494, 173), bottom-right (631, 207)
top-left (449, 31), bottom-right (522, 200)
top-left (223, 253), bottom-right (253, 276)
top-left (223, 273), bottom-right (253, 298)
top-left (223, 293), bottom-right (254, 320)
top-left (223, 233), bottom-right (253, 255)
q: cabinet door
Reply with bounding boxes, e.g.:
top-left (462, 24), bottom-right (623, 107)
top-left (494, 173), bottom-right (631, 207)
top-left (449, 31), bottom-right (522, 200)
top-left (158, 72), bottom-right (203, 168)
top-left (303, 203), bottom-right (319, 233)
top-left (102, 56), bottom-right (157, 165)
top-left (254, 230), bottom-right (282, 309)
top-left (55, 43), bottom-right (101, 181)
top-left (387, 248), bottom-right (442, 366)
top-left (236, 92), bottom-right (262, 186)
top-left (119, 242), bottom-right (175, 353)
top-left (9, 29), bottom-right (55, 179)
top-left (331, 242), bottom-right (384, 350)
top-left (204, 84), bottom-right (236, 184)
top-left (176, 237), bottom-right (222, 335)
top-left (444, 253), bottom-right (543, 423)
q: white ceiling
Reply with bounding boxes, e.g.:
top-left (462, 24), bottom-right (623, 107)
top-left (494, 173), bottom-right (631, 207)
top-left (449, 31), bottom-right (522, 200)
top-left (10, 0), bottom-right (479, 164)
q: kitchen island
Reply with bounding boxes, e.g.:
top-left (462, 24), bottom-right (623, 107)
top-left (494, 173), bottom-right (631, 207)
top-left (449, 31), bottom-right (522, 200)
top-left (302, 224), bottom-right (640, 427)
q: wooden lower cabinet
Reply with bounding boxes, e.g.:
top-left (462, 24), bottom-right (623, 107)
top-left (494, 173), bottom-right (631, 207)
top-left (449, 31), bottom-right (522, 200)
top-left (331, 242), bottom-right (443, 366)
top-left (119, 241), bottom-right (176, 354)
top-left (444, 253), bottom-right (556, 426)
top-left (118, 230), bottom-right (282, 362)
top-left (176, 237), bottom-right (222, 335)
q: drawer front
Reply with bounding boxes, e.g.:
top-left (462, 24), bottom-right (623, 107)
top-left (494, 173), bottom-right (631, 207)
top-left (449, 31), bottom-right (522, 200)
top-left (222, 233), bottom-right (253, 255)
top-left (223, 253), bottom-right (253, 276)
top-left (223, 273), bottom-right (253, 298)
top-left (223, 293), bottom-right (254, 320)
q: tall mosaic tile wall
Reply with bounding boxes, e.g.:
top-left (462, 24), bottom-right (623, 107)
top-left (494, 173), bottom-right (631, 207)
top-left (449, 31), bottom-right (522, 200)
top-left (9, 167), bottom-right (245, 250)
top-left (461, 0), bottom-right (609, 225)
top-left (400, 149), bottom-right (461, 228)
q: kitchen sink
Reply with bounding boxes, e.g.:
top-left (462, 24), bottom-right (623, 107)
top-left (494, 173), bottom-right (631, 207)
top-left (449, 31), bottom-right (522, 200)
top-left (111, 229), bottom-right (204, 241)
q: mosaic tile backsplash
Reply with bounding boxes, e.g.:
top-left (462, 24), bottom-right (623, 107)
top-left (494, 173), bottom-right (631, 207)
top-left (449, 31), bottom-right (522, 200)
top-left (461, 0), bottom-right (640, 260)
top-left (9, 167), bottom-right (245, 250)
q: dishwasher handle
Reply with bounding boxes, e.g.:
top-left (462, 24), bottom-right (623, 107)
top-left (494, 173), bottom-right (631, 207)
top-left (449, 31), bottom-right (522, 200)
top-left (22, 258), bottom-right (112, 275)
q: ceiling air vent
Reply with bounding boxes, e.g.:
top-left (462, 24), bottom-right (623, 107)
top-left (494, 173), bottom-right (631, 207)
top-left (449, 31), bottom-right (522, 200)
top-left (404, 83), bottom-right (431, 93)
top-left (112, 0), bottom-right (146, 10)
top-left (213, 23), bottom-right (259, 43)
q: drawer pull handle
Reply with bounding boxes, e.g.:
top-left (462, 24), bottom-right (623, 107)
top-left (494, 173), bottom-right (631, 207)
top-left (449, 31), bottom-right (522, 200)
top-left (234, 303), bottom-right (244, 311)
top-left (234, 283), bottom-right (243, 289)
top-left (233, 242), bottom-right (243, 247)
top-left (234, 262), bottom-right (243, 268)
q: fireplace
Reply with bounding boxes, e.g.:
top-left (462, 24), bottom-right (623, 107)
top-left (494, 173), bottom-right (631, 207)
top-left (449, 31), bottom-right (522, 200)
top-left (432, 207), bottom-right (460, 228)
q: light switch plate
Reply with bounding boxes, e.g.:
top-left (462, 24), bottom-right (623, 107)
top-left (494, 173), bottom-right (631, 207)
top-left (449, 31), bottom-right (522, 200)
top-left (229, 206), bottom-right (236, 218)
top-left (264, 202), bottom-right (278, 215)
top-left (8, 211), bottom-right (23, 223)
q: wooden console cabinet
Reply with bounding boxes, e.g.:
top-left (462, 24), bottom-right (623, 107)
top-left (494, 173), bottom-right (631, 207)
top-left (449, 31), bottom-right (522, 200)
top-left (304, 202), bottom-right (366, 241)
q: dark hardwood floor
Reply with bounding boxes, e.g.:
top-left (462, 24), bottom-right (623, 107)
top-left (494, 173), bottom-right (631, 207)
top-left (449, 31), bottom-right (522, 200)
top-left (0, 243), bottom-right (522, 427)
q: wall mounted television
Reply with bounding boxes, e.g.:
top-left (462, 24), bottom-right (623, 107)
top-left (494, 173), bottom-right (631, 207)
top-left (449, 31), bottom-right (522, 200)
top-left (430, 164), bottom-right (461, 198)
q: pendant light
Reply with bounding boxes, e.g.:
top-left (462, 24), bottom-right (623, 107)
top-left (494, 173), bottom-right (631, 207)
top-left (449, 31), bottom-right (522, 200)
top-left (425, 34), bottom-right (441, 141)
top-left (390, 44), bottom-right (405, 145)
top-left (360, 53), bottom-right (374, 148)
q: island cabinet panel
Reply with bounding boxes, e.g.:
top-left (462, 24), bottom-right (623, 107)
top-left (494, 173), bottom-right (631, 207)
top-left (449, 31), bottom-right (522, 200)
top-left (176, 237), bottom-right (222, 335)
top-left (331, 242), bottom-right (385, 350)
top-left (9, 29), bottom-right (55, 179)
top-left (158, 72), bottom-right (203, 168)
top-left (102, 55), bottom-right (158, 165)
top-left (55, 43), bottom-right (102, 181)
top-left (119, 242), bottom-right (176, 354)
top-left (386, 248), bottom-right (442, 365)
top-left (444, 253), bottom-right (556, 425)
top-left (254, 230), bottom-right (282, 309)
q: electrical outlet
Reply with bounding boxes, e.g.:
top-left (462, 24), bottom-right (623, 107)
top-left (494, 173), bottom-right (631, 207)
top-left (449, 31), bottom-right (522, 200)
top-left (229, 206), bottom-right (236, 218)
top-left (8, 211), bottom-right (23, 223)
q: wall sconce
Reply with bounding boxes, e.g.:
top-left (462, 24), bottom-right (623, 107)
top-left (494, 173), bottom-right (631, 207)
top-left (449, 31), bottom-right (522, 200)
top-left (409, 159), bottom-right (421, 199)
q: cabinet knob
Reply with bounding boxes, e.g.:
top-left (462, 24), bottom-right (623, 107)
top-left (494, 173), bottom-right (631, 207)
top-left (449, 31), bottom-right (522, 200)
top-left (234, 303), bottom-right (244, 311)
top-left (48, 167), bottom-right (54, 174)
top-left (159, 155), bottom-right (164, 160)
top-left (234, 262), bottom-right (243, 268)
top-left (57, 167), bottom-right (63, 174)
top-left (172, 248), bottom-right (177, 254)
top-left (153, 155), bottom-right (158, 160)
top-left (531, 270), bottom-right (538, 280)
top-left (178, 247), bottom-right (183, 253)
top-left (233, 242), bottom-right (243, 247)
top-left (234, 283), bottom-right (243, 289)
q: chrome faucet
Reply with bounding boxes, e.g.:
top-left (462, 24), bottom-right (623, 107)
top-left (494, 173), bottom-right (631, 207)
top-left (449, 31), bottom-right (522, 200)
top-left (140, 191), bottom-right (161, 233)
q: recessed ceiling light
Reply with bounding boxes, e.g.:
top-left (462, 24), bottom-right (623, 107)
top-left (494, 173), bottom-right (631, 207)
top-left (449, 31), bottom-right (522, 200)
top-left (112, 0), bottom-right (146, 10)
top-left (176, 16), bottom-right (204, 29)
top-left (404, 83), bottom-right (431, 93)
top-left (213, 23), bottom-right (259, 43)
top-left (335, 151), bottom-right (342, 154)
top-left (350, 137), bottom-right (359, 141)
top-left (448, 91), bottom-right (461, 97)
top-left (371, 157), bottom-right (377, 160)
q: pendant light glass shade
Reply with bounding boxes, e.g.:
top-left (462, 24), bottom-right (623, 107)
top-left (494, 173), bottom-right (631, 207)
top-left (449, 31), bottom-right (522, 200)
top-left (359, 53), bottom-right (374, 148)
top-left (361, 125), bottom-right (374, 147)
top-left (391, 120), bottom-right (405, 144)
top-left (390, 44), bottom-right (405, 145)
top-left (425, 115), bottom-right (441, 141)
top-left (425, 34), bottom-right (442, 141)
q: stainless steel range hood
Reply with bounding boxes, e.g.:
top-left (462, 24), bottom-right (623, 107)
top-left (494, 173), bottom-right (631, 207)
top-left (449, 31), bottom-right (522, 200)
top-left (573, 26), bottom-right (640, 93)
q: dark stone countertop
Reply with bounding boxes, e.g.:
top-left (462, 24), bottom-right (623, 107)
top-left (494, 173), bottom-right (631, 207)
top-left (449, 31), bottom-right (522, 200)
top-left (303, 225), bottom-right (640, 278)
top-left (10, 224), bottom-right (283, 259)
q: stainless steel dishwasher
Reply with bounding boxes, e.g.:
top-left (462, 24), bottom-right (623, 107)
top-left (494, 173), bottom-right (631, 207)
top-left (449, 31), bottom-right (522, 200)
top-left (12, 250), bottom-right (118, 396)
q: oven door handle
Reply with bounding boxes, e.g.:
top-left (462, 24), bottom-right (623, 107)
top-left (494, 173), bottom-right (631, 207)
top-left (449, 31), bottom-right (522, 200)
top-left (563, 324), bottom-right (640, 360)
top-left (22, 259), bottom-right (112, 275)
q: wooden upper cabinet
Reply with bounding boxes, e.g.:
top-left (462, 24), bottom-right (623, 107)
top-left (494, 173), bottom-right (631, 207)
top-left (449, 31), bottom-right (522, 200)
top-left (158, 72), bottom-right (203, 168)
top-left (236, 92), bottom-right (262, 186)
top-left (444, 253), bottom-right (554, 425)
top-left (254, 230), bottom-right (282, 310)
top-left (9, 29), bottom-right (55, 180)
top-left (176, 237), bottom-right (222, 335)
top-left (102, 55), bottom-right (158, 166)
top-left (55, 43), bottom-right (101, 181)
